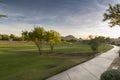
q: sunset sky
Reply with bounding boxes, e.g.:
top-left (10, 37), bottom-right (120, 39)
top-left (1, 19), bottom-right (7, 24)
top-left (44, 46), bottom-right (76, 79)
top-left (0, 0), bottom-right (120, 38)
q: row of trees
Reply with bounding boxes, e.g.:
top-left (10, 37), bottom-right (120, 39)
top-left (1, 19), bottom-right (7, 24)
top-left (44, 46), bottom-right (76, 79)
top-left (22, 27), bottom-right (61, 55)
top-left (0, 32), bottom-right (110, 55)
top-left (0, 34), bottom-right (22, 41)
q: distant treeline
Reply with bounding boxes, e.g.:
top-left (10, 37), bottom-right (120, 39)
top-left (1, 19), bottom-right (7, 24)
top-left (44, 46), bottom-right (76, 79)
top-left (0, 34), bottom-right (22, 41)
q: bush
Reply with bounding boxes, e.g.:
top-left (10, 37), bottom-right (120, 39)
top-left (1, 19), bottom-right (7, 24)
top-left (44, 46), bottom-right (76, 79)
top-left (89, 38), bottom-right (99, 52)
top-left (100, 69), bottom-right (120, 80)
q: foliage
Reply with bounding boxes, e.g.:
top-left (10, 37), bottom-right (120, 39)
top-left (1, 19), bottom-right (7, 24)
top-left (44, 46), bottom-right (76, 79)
top-left (9, 34), bottom-right (22, 41)
top-left (103, 4), bottom-right (120, 27)
top-left (45, 30), bottom-right (61, 52)
top-left (0, 34), bottom-right (2, 40)
top-left (89, 38), bottom-right (99, 53)
top-left (89, 36), bottom-right (107, 53)
top-left (100, 69), bottom-right (120, 80)
top-left (22, 27), bottom-right (61, 54)
top-left (0, 34), bottom-right (22, 41)
top-left (82, 40), bottom-right (90, 44)
top-left (22, 27), bottom-right (46, 55)
top-left (13, 36), bottom-right (22, 41)
top-left (21, 31), bottom-right (29, 41)
top-left (10, 34), bottom-right (15, 39)
top-left (1, 34), bottom-right (10, 40)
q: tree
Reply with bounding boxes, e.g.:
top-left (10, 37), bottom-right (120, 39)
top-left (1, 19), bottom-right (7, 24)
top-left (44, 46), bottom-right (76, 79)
top-left (0, 34), bottom-right (2, 40)
top-left (10, 34), bottom-right (15, 41)
top-left (13, 36), bottom-right (22, 41)
top-left (89, 38), bottom-right (99, 53)
top-left (103, 4), bottom-right (120, 27)
top-left (21, 31), bottom-right (29, 41)
top-left (10, 34), bottom-right (15, 39)
top-left (22, 27), bottom-right (46, 55)
top-left (45, 30), bottom-right (61, 53)
top-left (89, 36), bottom-right (106, 53)
top-left (2, 34), bottom-right (10, 40)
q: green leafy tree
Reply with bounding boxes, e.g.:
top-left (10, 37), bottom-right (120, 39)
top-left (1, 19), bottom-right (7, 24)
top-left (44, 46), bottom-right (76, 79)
top-left (10, 34), bottom-right (15, 41)
top-left (22, 27), bottom-right (46, 55)
top-left (105, 37), bottom-right (110, 42)
top-left (89, 38), bottom-right (99, 53)
top-left (89, 36), bottom-right (106, 53)
top-left (13, 36), bottom-right (22, 41)
top-left (10, 34), bottom-right (15, 39)
top-left (21, 31), bottom-right (29, 41)
top-left (45, 30), bottom-right (61, 53)
top-left (9, 34), bottom-right (22, 41)
top-left (103, 4), bottom-right (120, 27)
top-left (30, 27), bottom-right (45, 55)
top-left (2, 34), bottom-right (10, 41)
top-left (0, 34), bottom-right (2, 40)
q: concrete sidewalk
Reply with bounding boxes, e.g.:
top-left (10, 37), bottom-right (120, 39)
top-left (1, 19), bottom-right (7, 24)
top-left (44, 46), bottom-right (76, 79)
top-left (47, 46), bottom-right (119, 80)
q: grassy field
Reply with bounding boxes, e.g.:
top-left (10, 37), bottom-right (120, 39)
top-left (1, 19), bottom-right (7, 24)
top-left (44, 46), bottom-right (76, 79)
top-left (0, 41), bottom-right (113, 80)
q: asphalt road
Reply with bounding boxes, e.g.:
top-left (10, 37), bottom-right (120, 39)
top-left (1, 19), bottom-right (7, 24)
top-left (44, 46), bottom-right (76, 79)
top-left (47, 45), bottom-right (119, 80)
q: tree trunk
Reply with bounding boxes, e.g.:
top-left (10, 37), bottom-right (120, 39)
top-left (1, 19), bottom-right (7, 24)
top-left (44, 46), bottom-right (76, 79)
top-left (38, 45), bottom-right (42, 55)
top-left (35, 42), bottom-right (42, 55)
top-left (50, 44), bottom-right (54, 53)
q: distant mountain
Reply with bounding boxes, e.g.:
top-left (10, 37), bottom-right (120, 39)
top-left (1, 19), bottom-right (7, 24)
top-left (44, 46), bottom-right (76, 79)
top-left (61, 35), bottom-right (78, 41)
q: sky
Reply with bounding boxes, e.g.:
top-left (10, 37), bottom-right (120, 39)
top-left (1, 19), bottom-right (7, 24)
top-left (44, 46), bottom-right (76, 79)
top-left (0, 0), bottom-right (120, 39)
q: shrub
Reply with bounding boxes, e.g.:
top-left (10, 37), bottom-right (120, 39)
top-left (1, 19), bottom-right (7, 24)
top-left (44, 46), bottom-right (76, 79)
top-left (100, 69), bottom-right (120, 80)
top-left (89, 38), bottom-right (99, 52)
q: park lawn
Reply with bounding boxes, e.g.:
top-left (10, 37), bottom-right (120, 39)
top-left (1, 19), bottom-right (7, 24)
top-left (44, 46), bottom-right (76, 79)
top-left (0, 42), bottom-right (113, 80)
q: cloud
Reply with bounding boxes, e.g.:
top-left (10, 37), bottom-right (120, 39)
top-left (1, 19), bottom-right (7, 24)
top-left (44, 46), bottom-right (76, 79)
top-left (0, 0), bottom-right (120, 38)
top-left (0, 23), bottom-right (33, 35)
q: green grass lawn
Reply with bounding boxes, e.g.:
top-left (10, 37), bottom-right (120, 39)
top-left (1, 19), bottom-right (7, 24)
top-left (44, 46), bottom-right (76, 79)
top-left (0, 41), bottom-right (113, 80)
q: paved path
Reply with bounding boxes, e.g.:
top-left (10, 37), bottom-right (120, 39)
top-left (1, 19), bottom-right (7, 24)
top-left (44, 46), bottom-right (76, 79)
top-left (47, 46), bottom-right (119, 80)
